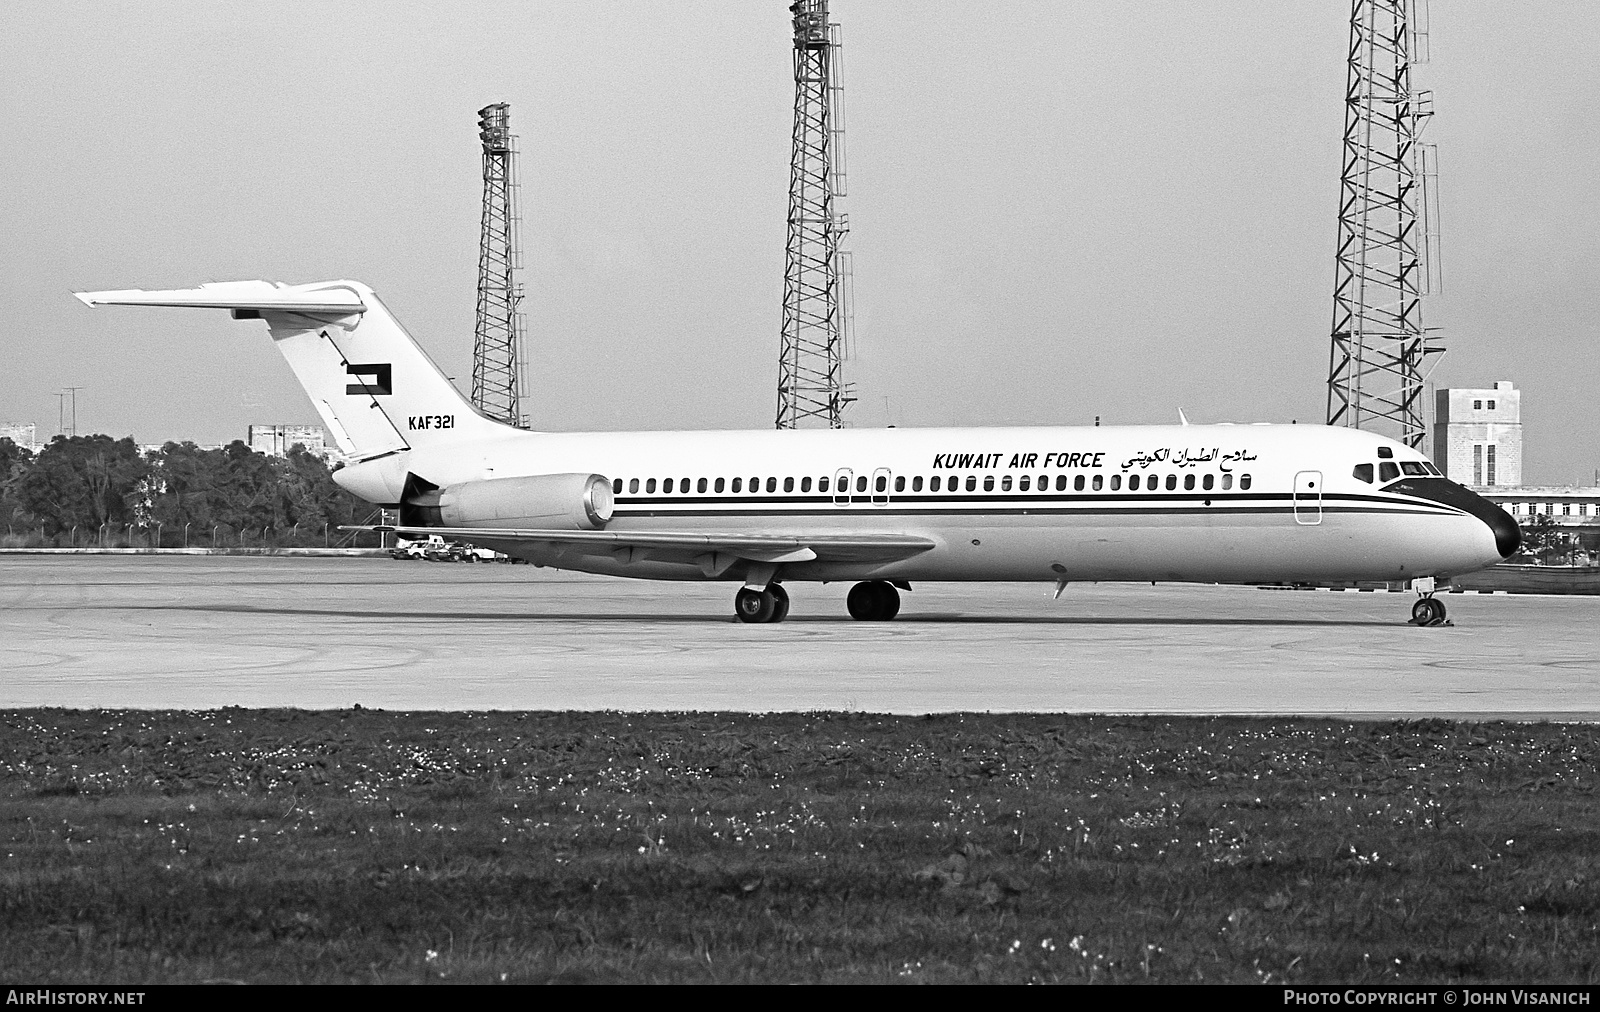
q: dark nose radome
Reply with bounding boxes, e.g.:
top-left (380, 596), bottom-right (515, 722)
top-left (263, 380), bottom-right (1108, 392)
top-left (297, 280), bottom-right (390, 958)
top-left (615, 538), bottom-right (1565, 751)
top-left (1486, 506), bottom-right (1521, 558)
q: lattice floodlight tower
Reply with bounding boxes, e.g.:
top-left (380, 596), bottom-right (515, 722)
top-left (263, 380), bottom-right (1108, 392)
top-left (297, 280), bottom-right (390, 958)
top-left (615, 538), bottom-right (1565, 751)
top-left (1326, 0), bottom-right (1442, 449)
top-left (777, 0), bottom-right (854, 429)
top-left (473, 103), bottom-right (529, 428)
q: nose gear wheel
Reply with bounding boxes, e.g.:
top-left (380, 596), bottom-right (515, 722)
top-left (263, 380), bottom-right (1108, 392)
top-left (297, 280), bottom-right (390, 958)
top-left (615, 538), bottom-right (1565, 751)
top-left (1410, 597), bottom-right (1448, 627)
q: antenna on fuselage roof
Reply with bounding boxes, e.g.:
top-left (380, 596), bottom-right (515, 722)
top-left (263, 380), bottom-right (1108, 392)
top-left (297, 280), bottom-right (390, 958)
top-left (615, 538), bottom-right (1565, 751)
top-left (1178, 408), bottom-right (1191, 426)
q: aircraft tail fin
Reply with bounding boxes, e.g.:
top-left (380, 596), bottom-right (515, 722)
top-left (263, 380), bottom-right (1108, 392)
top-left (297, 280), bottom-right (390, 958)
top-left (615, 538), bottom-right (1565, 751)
top-left (75, 280), bottom-right (511, 458)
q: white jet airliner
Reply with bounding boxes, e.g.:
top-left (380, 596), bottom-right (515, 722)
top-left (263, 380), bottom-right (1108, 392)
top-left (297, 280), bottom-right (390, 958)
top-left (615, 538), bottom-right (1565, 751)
top-left (75, 279), bottom-right (1518, 626)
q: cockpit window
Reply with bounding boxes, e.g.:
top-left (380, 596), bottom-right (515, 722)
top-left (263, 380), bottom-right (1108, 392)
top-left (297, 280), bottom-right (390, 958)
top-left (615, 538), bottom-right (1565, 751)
top-left (1377, 447), bottom-right (1394, 459)
top-left (1378, 461), bottom-right (1399, 482)
top-left (1353, 463), bottom-right (1374, 483)
top-left (1400, 462), bottom-right (1427, 476)
top-left (1423, 462), bottom-right (1441, 476)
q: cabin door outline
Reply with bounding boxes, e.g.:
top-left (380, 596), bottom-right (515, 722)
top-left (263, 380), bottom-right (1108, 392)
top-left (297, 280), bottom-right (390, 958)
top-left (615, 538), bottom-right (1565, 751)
top-left (1293, 470), bottom-right (1323, 525)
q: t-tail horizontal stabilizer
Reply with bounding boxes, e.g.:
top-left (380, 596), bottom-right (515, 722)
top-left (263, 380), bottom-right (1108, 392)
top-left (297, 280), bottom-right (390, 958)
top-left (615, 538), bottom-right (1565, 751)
top-left (73, 279), bottom-right (511, 459)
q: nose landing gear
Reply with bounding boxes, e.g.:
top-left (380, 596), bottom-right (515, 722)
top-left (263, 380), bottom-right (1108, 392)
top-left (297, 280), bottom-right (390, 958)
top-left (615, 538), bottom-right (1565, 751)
top-left (734, 584), bottom-right (790, 623)
top-left (1410, 596), bottom-right (1448, 627)
top-left (1409, 577), bottom-right (1450, 627)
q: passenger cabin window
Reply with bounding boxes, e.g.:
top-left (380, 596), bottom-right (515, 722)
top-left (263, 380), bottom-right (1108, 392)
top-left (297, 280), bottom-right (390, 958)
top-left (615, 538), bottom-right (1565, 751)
top-left (1019, 475), bottom-right (1030, 491)
top-left (894, 476), bottom-right (905, 492)
top-left (856, 476), bottom-right (868, 493)
top-left (1353, 463), bottom-right (1374, 483)
top-left (681, 477), bottom-right (690, 491)
top-left (876, 475), bottom-right (888, 493)
top-left (697, 478), bottom-right (708, 493)
top-left (1074, 475), bottom-right (1085, 491)
top-left (802, 477), bottom-right (812, 492)
top-left (1221, 474), bottom-right (1233, 490)
top-left (1129, 474), bottom-right (1141, 491)
top-left (663, 478), bottom-right (674, 494)
top-left (629, 478), bottom-right (640, 494)
top-left (1110, 475), bottom-right (1122, 491)
top-left (965, 476), bottom-right (977, 492)
top-left (1000, 475), bottom-right (1011, 492)
top-left (1240, 474), bottom-right (1252, 490)
top-left (767, 477), bottom-right (778, 493)
top-left (714, 477), bottom-right (725, 493)
top-left (1165, 475), bottom-right (1177, 491)
top-left (784, 477), bottom-right (794, 492)
top-left (1055, 476), bottom-right (1067, 492)
top-left (731, 477), bottom-right (742, 493)
top-left (646, 478), bottom-right (657, 493)
top-left (983, 475), bottom-right (995, 492)
top-left (816, 477), bottom-right (826, 493)
top-left (912, 476), bottom-right (923, 492)
top-left (1400, 462), bottom-right (1427, 476)
top-left (613, 478), bottom-right (623, 494)
top-left (1202, 474), bottom-right (1214, 490)
top-left (1379, 462), bottom-right (1400, 482)
top-left (1184, 474), bottom-right (1195, 490)
top-left (1092, 474), bottom-right (1103, 491)
top-left (931, 476), bottom-right (941, 492)
top-left (1037, 475), bottom-right (1047, 490)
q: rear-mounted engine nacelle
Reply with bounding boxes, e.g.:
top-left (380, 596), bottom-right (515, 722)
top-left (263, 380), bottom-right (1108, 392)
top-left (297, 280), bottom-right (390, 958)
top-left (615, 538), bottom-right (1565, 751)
top-left (409, 472), bottom-right (613, 531)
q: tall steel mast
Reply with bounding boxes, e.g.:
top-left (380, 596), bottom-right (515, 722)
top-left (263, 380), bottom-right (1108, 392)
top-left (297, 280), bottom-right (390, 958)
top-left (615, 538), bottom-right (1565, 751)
top-left (473, 103), bottom-right (529, 428)
top-left (777, 0), bottom-right (853, 429)
top-left (1326, 0), bottom-right (1442, 449)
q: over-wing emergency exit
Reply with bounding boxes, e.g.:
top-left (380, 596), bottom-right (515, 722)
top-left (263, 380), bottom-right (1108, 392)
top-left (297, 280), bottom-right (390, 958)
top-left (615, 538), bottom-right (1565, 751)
top-left (75, 279), bottom-right (1518, 625)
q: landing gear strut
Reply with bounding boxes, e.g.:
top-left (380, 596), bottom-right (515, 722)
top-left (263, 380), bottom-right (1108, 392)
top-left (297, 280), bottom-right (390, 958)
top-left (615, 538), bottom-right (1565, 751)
top-left (734, 584), bottom-right (789, 624)
top-left (847, 580), bottom-right (900, 621)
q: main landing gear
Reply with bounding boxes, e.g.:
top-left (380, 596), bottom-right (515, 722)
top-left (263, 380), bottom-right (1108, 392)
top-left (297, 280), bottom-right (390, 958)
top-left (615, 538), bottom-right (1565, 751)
top-left (734, 584), bottom-right (790, 624)
top-left (847, 580), bottom-right (900, 621)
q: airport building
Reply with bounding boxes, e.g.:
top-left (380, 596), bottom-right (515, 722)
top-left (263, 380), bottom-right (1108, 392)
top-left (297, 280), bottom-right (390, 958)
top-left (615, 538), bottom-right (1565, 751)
top-left (1481, 487), bottom-right (1600, 553)
top-left (248, 424), bottom-right (328, 458)
top-left (1430, 381), bottom-right (1599, 552)
top-left (1433, 382), bottom-right (1522, 487)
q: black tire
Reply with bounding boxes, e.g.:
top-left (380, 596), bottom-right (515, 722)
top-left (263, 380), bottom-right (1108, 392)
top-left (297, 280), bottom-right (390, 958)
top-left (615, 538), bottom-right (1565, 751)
top-left (1411, 598), bottom-right (1446, 626)
top-left (847, 581), bottom-right (900, 621)
top-left (769, 585), bottom-right (791, 623)
top-left (847, 582), bottom-right (876, 620)
top-left (874, 581), bottom-right (901, 620)
top-left (735, 587), bottom-right (776, 624)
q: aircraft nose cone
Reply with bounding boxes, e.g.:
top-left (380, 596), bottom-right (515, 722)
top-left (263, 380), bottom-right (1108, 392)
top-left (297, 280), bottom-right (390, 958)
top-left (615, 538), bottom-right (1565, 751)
top-left (1486, 506), bottom-right (1521, 559)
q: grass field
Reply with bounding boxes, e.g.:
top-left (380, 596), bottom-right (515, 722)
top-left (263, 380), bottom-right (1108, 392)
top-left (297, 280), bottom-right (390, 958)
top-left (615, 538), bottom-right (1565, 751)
top-left (1, 710), bottom-right (1595, 984)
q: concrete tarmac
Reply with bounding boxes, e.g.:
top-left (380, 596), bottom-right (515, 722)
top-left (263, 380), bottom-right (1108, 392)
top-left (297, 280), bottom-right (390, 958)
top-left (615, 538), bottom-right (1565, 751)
top-left (2, 555), bottom-right (1596, 717)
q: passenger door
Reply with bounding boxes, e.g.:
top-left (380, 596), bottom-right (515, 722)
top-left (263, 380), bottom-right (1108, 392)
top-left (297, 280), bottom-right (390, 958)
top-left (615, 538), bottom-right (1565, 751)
top-left (871, 467), bottom-right (892, 507)
top-left (1294, 470), bottom-right (1323, 525)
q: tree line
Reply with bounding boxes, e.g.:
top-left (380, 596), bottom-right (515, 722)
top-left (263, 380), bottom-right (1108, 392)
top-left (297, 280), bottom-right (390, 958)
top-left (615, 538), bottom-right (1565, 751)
top-left (0, 435), bottom-right (380, 548)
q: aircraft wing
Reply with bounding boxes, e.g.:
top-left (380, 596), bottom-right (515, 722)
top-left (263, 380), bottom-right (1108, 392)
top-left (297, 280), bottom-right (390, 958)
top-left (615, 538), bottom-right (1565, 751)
top-left (347, 525), bottom-right (936, 566)
top-left (74, 280), bottom-right (366, 315)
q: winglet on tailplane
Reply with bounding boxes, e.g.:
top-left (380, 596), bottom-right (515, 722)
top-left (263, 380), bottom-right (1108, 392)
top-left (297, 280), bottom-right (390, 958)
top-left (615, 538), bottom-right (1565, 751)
top-left (73, 279), bottom-right (511, 459)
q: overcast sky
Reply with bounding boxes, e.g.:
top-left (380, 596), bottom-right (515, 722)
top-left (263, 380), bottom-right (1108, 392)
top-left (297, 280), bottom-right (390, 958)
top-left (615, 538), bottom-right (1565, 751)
top-left (2, 1), bottom-right (1596, 483)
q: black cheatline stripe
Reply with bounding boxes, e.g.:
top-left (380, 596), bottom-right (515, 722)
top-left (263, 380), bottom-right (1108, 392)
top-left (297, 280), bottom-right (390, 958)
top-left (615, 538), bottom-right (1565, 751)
top-left (612, 505), bottom-right (1455, 520)
top-left (614, 493), bottom-right (1462, 515)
